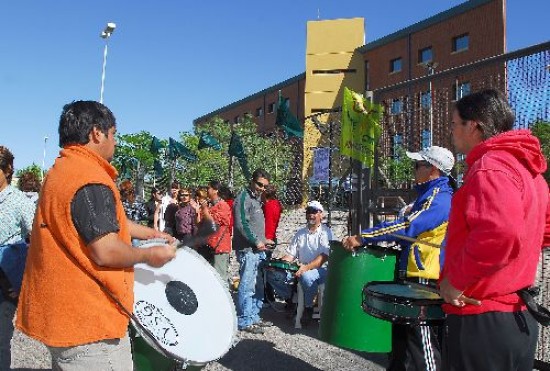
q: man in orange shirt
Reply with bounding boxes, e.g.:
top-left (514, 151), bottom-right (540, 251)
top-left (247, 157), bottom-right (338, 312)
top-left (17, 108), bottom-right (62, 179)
top-left (16, 101), bottom-right (176, 370)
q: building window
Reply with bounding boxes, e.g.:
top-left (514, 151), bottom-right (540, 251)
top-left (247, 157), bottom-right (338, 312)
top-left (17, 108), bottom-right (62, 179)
top-left (422, 129), bottom-right (432, 149)
top-left (255, 107), bottom-right (263, 117)
top-left (268, 102), bottom-right (275, 114)
top-left (390, 98), bottom-right (403, 115)
top-left (453, 81), bottom-right (471, 100)
top-left (452, 34), bottom-right (469, 52)
top-left (418, 47), bottom-right (433, 64)
top-left (393, 134), bottom-right (403, 159)
top-left (390, 58), bottom-right (402, 73)
top-left (420, 91), bottom-right (431, 109)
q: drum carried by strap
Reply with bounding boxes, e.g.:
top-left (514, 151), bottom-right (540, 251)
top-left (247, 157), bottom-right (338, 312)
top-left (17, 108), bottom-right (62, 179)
top-left (132, 242), bottom-right (237, 370)
top-left (362, 281), bottom-right (445, 325)
top-left (319, 241), bottom-right (397, 352)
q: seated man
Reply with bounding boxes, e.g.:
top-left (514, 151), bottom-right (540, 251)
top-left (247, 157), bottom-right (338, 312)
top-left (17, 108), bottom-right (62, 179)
top-left (267, 201), bottom-right (332, 325)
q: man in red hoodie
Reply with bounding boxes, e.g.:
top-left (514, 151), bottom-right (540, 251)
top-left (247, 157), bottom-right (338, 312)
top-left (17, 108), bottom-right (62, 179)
top-left (440, 89), bottom-right (550, 370)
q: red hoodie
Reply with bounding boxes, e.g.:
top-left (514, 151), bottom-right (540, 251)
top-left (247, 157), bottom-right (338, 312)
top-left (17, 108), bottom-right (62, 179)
top-left (263, 199), bottom-right (282, 241)
top-left (442, 130), bottom-right (549, 315)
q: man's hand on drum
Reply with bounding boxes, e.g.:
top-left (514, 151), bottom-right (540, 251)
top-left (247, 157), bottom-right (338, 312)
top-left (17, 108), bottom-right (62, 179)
top-left (341, 235), bottom-right (362, 252)
top-left (144, 244), bottom-right (177, 268)
top-left (439, 277), bottom-right (481, 307)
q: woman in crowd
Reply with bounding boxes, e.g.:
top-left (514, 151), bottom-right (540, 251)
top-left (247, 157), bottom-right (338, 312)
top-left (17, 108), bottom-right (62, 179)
top-left (174, 188), bottom-right (197, 241)
top-left (119, 180), bottom-right (147, 223)
top-left (144, 187), bottom-right (162, 229)
top-left (17, 170), bottom-right (41, 205)
top-left (262, 184), bottom-right (282, 246)
top-left (0, 146), bottom-right (36, 370)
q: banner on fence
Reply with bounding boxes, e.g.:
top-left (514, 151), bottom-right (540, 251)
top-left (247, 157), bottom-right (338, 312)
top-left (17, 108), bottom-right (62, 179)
top-left (312, 147), bottom-right (330, 182)
top-left (340, 87), bottom-right (383, 167)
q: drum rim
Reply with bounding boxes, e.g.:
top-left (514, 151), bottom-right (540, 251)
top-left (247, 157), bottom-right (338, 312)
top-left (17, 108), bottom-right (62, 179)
top-left (363, 281), bottom-right (444, 306)
top-left (265, 258), bottom-right (299, 272)
top-left (361, 302), bottom-right (445, 325)
top-left (133, 245), bottom-right (238, 365)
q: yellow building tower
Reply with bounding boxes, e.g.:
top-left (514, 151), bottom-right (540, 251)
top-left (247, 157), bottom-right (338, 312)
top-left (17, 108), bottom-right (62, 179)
top-left (302, 18), bottom-right (366, 200)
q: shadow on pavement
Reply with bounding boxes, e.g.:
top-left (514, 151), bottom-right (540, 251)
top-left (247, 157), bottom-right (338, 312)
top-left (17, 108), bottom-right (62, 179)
top-left (218, 339), bottom-right (322, 371)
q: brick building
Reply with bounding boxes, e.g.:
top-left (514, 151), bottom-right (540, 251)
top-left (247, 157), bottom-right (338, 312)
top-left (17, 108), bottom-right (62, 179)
top-left (194, 0), bottom-right (505, 142)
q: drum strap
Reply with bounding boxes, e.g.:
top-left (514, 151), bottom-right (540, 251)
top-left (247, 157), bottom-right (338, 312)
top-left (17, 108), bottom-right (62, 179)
top-left (518, 287), bottom-right (550, 326)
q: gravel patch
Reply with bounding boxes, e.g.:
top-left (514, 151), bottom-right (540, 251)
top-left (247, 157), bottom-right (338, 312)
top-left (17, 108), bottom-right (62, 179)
top-left (11, 207), bottom-right (387, 370)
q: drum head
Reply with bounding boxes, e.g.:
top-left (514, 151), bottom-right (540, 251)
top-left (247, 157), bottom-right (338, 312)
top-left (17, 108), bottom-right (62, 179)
top-left (133, 245), bottom-right (237, 365)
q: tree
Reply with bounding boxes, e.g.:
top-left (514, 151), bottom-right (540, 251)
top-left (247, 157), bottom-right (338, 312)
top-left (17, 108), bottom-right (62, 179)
top-left (113, 131), bottom-right (163, 198)
top-left (15, 163), bottom-right (42, 179)
top-left (531, 120), bottom-right (550, 183)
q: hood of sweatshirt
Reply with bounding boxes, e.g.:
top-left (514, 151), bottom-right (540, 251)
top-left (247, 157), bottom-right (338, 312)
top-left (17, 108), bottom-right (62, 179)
top-left (466, 129), bottom-right (547, 176)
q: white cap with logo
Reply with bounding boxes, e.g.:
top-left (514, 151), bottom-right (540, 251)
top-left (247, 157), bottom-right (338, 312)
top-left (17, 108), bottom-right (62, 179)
top-left (306, 200), bottom-right (324, 213)
top-left (406, 146), bottom-right (455, 175)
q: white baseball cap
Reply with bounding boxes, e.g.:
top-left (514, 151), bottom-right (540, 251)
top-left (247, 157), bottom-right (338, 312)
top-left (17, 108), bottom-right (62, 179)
top-left (406, 146), bottom-right (455, 175)
top-left (306, 200), bottom-right (324, 213)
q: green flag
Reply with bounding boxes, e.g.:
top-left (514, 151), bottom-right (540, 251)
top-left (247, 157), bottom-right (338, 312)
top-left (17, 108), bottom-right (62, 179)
top-left (276, 91), bottom-right (303, 138)
top-left (340, 87), bottom-right (383, 167)
top-left (228, 132), bottom-right (251, 179)
top-left (149, 136), bottom-right (163, 155)
top-left (154, 159), bottom-right (164, 178)
top-left (198, 132), bottom-right (222, 150)
top-left (168, 137), bottom-right (197, 162)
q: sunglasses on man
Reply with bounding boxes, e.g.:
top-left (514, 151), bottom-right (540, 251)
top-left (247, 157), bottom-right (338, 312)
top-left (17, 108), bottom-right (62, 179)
top-left (414, 161), bottom-right (433, 170)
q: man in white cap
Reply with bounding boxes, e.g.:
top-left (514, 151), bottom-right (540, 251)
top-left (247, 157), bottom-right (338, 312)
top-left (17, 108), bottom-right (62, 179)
top-left (342, 145), bottom-right (455, 371)
top-left (267, 200), bottom-right (333, 326)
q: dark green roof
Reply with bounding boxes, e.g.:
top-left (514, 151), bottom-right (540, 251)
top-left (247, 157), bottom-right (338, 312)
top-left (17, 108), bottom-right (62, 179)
top-left (357, 0), bottom-right (493, 53)
top-left (193, 73), bottom-right (305, 124)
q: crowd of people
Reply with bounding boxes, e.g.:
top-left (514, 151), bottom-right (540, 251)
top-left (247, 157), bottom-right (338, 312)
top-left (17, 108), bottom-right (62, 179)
top-left (0, 88), bottom-right (548, 371)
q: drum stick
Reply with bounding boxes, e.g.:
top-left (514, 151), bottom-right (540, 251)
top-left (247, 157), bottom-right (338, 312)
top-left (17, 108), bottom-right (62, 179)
top-left (389, 233), bottom-right (442, 249)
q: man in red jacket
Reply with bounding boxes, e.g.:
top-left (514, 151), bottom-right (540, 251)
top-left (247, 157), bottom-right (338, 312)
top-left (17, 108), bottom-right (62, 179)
top-left (440, 89), bottom-right (549, 371)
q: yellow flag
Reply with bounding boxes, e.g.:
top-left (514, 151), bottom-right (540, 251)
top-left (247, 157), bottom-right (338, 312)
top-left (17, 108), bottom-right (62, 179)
top-left (340, 87), bottom-right (383, 167)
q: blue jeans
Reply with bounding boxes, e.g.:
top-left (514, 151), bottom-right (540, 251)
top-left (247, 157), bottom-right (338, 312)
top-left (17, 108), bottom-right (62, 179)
top-left (266, 266), bottom-right (327, 307)
top-left (0, 242), bottom-right (28, 302)
top-left (300, 267), bottom-right (327, 307)
top-left (236, 249), bottom-right (266, 329)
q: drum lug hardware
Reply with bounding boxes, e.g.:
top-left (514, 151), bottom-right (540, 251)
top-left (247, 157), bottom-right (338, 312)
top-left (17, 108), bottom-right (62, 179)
top-left (176, 360), bottom-right (190, 370)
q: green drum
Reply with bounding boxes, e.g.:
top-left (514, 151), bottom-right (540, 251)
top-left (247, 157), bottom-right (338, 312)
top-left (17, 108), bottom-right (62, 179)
top-left (319, 241), bottom-right (396, 352)
top-left (130, 325), bottom-right (177, 371)
top-left (130, 326), bottom-right (204, 371)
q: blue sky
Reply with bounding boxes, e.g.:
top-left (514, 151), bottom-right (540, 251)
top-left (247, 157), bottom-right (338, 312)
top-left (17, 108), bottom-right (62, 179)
top-left (1, 0), bottom-right (548, 170)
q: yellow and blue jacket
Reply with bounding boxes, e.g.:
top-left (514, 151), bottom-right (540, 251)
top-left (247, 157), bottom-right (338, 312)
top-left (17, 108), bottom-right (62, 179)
top-left (361, 176), bottom-right (453, 280)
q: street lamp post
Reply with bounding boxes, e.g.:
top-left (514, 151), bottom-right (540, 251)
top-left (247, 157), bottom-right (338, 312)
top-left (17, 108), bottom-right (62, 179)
top-left (99, 22), bottom-right (116, 104)
top-left (425, 61), bottom-right (438, 147)
top-left (41, 136), bottom-right (48, 181)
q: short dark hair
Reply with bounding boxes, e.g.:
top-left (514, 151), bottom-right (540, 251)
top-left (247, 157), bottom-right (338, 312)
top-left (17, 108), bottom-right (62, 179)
top-left (58, 101), bottom-right (117, 147)
top-left (18, 171), bottom-right (41, 192)
top-left (0, 146), bottom-right (14, 184)
top-left (218, 185), bottom-right (234, 201)
top-left (252, 168), bottom-right (270, 182)
top-left (208, 180), bottom-right (221, 191)
top-left (263, 184), bottom-right (278, 200)
top-left (170, 181), bottom-right (180, 189)
top-left (454, 89), bottom-right (515, 140)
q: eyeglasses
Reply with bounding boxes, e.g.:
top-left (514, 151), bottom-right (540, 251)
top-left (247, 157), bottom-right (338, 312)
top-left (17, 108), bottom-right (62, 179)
top-left (414, 161), bottom-right (432, 170)
top-left (255, 180), bottom-right (268, 189)
top-left (305, 207), bottom-right (321, 214)
top-left (179, 193), bottom-right (190, 197)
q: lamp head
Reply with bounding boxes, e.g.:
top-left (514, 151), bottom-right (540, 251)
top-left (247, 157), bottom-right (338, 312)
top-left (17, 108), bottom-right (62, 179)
top-left (100, 22), bottom-right (116, 39)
